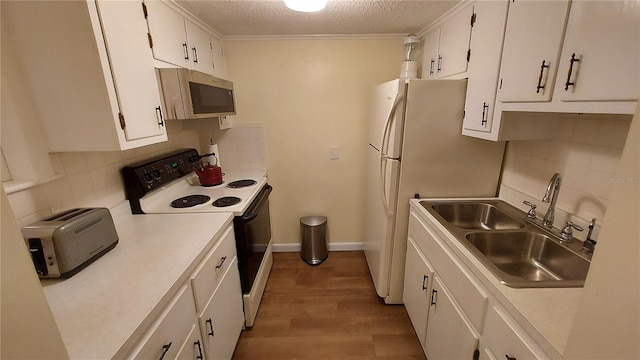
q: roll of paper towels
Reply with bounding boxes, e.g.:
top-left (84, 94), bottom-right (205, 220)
top-left (206, 143), bottom-right (220, 167)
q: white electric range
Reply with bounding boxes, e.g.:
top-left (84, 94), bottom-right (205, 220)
top-left (139, 172), bottom-right (268, 216)
top-left (122, 149), bottom-right (272, 327)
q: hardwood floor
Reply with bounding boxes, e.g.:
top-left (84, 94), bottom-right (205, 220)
top-left (232, 251), bottom-right (426, 360)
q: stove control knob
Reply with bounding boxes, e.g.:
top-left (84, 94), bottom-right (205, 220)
top-left (151, 169), bottom-right (162, 180)
top-left (142, 172), bottom-right (153, 183)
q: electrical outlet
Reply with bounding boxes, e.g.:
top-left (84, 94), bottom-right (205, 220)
top-left (329, 146), bottom-right (340, 160)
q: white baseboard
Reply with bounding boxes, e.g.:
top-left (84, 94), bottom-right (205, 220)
top-left (271, 242), bottom-right (364, 252)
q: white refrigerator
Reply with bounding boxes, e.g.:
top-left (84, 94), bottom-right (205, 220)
top-left (364, 79), bottom-right (505, 304)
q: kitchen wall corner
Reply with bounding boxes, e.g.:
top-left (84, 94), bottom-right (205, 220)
top-left (4, 121), bottom-right (201, 227)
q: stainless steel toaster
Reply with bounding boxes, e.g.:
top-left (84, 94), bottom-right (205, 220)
top-left (21, 208), bottom-right (119, 278)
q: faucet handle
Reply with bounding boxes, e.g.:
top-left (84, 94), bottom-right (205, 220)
top-left (522, 201), bottom-right (537, 219)
top-left (560, 221), bottom-right (583, 243)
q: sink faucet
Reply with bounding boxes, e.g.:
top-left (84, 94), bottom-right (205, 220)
top-left (542, 173), bottom-right (561, 227)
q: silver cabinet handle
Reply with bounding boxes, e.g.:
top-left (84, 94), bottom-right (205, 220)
top-left (421, 275), bottom-right (429, 290)
top-left (430, 289), bottom-right (437, 305)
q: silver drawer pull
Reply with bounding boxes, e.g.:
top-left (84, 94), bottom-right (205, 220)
top-left (215, 256), bottom-right (227, 270)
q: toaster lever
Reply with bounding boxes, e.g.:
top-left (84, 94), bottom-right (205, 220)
top-left (27, 238), bottom-right (49, 276)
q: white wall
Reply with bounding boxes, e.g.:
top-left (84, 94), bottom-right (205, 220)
top-left (222, 37), bottom-right (404, 246)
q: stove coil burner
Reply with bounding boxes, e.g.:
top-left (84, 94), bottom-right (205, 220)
top-left (171, 195), bottom-right (211, 208)
top-left (201, 181), bottom-right (224, 188)
top-left (212, 196), bottom-right (242, 208)
top-left (227, 179), bottom-right (257, 189)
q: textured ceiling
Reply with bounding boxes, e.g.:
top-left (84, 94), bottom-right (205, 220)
top-left (175, 0), bottom-right (460, 37)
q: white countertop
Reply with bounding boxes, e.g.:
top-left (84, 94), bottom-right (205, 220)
top-left (41, 201), bottom-right (234, 359)
top-left (410, 198), bottom-right (582, 358)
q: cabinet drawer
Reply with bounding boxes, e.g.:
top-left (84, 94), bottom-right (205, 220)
top-left (129, 285), bottom-right (197, 360)
top-left (409, 212), bottom-right (488, 332)
top-left (479, 305), bottom-right (549, 360)
top-left (191, 225), bottom-right (237, 314)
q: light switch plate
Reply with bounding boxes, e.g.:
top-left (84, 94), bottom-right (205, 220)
top-left (329, 146), bottom-right (340, 160)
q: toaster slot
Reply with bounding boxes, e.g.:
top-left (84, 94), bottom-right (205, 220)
top-left (27, 238), bottom-right (49, 276)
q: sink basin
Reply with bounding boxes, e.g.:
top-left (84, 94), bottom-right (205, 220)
top-left (465, 231), bottom-right (590, 287)
top-left (420, 199), bottom-right (591, 288)
top-left (429, 202), bottom-right (525, 230)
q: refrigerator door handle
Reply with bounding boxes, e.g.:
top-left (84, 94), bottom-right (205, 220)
top-left (379, 92), bottom-right (403, 218)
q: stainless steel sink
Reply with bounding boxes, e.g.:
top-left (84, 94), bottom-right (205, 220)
top-left (465, 231), bottom-right (590, 286)
top-left (430, 202), bottom-right (525, 230)
top-left (420, 200), bottom-right (591, 288)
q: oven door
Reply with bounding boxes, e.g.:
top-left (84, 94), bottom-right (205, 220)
top-left (233, 184), bottom-right (272, 293)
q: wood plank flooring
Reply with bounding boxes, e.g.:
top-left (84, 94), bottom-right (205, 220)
top-left (232, 251), bottom-right (426, 360)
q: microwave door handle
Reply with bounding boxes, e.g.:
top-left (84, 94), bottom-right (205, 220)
top-left (379, 93), bottom-right (402, 218)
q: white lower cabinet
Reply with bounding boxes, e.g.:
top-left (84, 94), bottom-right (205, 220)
top-left (479, 304), bottom-right (549, 360)
top-left (198, 256), bottom-right (244, 360)
top-left (405, 209), bottom-right (549, 359)
top-left (403, 237), bottom-right (434, 351)
top-left (129, 285), bottom-right (197, 360)
top-left (175, 324), bottom-right (206, 360)
top-left (425, 276), bottom-right (479, 360)
top-left (127, 224), bottom-right (243, 360)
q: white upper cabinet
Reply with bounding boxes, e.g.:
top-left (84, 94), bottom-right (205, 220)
top-left (145, 0), bottom-right (220, 77)
top-left (96, 1), bottom-right (167, 142)
top-left (554, 0), bottom-right (639, 102)
top-left (421, 29), bottom-right (440, 79)
top-left (420, 3), bottom-right (474, 79)
top-left (462, 0), bottom-right (510, 134)
top-left (497, 0), bottom-right (570, 102)
top-left (185, 20), bottom-right (215, 75)
top-left (144, 0), bottom-right (190, 68)
top-left (210, 36), bottom-right (228, 79)
top-left (437, 4), bottom-right (474, 79)
top-left (3, 0), bottom-right (167, 152)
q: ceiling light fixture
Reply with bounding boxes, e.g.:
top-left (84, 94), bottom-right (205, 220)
top-left (284, 0), bottom-right (328, 12)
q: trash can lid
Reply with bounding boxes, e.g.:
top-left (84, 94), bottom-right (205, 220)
top-left (300, 216), bottom-right (327, 226)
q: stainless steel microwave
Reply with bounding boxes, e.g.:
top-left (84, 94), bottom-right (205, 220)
top-left (156, 68), bottom-right (236, 120)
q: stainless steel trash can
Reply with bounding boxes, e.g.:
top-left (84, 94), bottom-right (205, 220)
top-left (300, 216), bottom-right (328, 265)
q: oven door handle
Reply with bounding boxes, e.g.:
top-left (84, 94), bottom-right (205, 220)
top-left (240, 184), bottom-right (272, 222)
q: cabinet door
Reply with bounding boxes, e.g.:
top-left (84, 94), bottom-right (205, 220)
top-left (210, 36), bottom-right (228, 79)
top-left (463, 0), bottom-right (509, 133)
top-left (479, 305), bottom-right (549, 360)
top-left (199, 257), bottom-right (244, 360)
top-left (425, 277), bottom-right (479, 360)
top-left (555, 1), bottom-right (640, 102)
top-left (96, 0), bottom-right (166, 141)
top-left (175, 324), bottom-right (207, 360)
top-left (421, 28), bottom-right (440, 79)
top-left (144, 0), bottom-right (190, 67)
top-left (498, 0), bottom-right (570, 102)
top-left (403, 237), bottom-right (435, 350)
top-left (186, 20), bottom-right (215, 76)
top-left (437, 4), bottom-right (473, 78)
top-left (130, 285), bottom-right (197, 360)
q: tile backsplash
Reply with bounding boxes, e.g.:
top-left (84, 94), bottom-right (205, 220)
top-left (198, 122), bottom-right (267, 174)
top-left (501, 115), bottom-right (632, 240)
top-left (5, 121), bottom-right (268, 227)
top-left (5, 122), bottom-right (201, 227)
